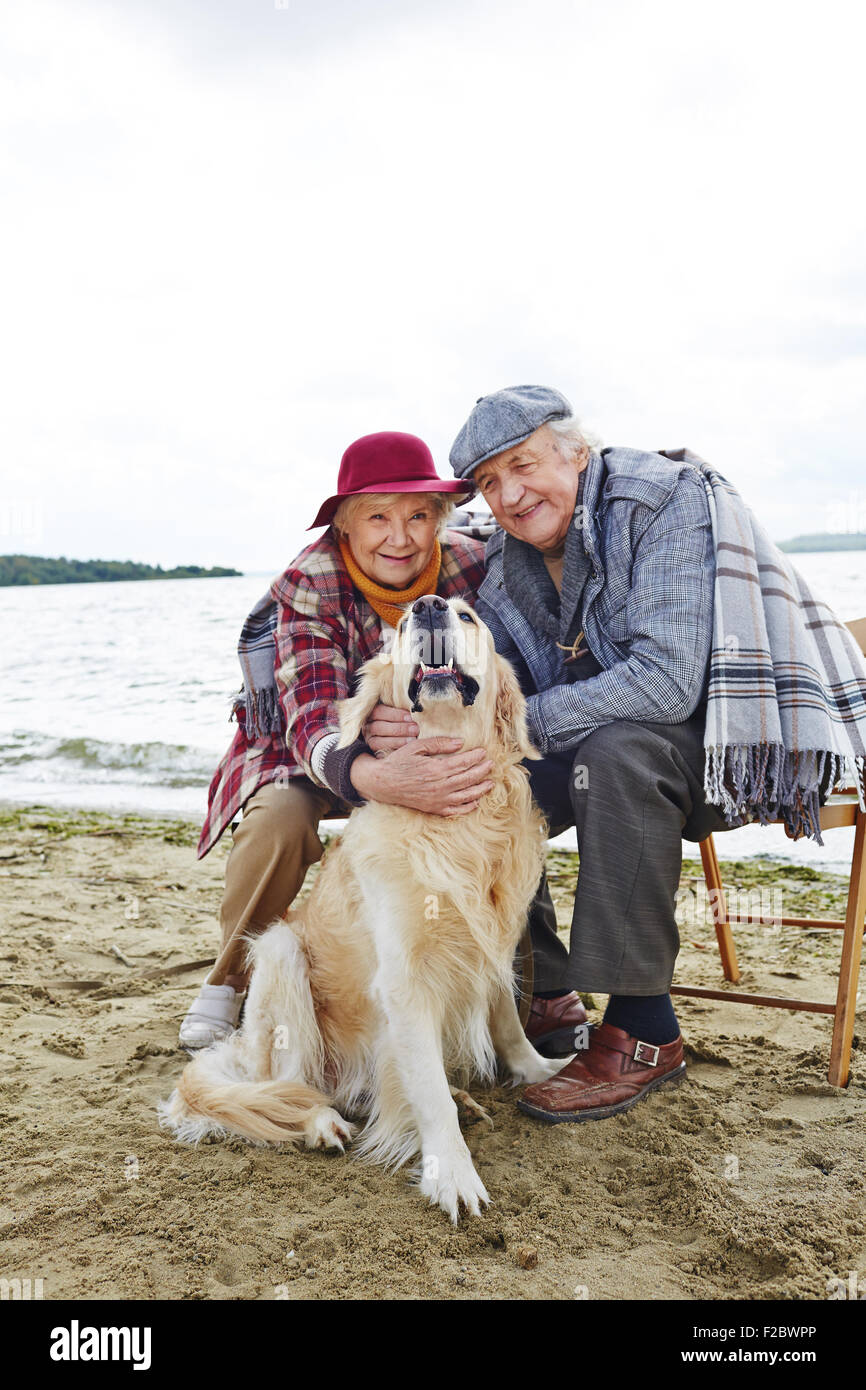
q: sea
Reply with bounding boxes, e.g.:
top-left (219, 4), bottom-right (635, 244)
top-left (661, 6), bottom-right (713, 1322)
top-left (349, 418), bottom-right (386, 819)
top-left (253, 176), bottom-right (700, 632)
top-left (1, 553), bottom-right (863, 870)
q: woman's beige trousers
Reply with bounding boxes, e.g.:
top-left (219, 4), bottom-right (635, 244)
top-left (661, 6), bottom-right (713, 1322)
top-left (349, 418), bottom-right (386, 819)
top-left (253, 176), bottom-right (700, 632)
top-left (208, 777), bottom-right (350, 986)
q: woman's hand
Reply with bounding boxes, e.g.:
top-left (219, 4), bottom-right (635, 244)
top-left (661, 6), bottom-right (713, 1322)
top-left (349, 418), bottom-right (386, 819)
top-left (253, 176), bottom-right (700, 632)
top-left (362, 703), bottom-right (419, 754)
top-left (349, 739), bottom-right (494, 816)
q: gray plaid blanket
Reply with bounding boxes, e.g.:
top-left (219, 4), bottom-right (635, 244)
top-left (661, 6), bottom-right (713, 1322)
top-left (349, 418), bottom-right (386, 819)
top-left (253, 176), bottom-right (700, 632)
top-left (235, 586), bottom-right (284, 736)
top-left (662, 449), bottom-right (866, 842)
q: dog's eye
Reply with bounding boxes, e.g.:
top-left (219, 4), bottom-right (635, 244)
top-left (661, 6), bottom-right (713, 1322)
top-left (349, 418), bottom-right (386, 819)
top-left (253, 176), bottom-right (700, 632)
top-left (458, 612), bottom-right (476, 624)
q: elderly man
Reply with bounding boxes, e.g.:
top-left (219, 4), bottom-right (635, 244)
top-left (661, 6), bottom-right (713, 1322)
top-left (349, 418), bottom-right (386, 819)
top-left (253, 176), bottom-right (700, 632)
top-left (445, 385), bottom-right (730, 1123)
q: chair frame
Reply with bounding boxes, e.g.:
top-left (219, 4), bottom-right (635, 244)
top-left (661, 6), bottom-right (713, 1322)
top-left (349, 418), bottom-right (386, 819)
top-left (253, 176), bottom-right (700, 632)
top-left (672, 615), bottom-right (866, 1088)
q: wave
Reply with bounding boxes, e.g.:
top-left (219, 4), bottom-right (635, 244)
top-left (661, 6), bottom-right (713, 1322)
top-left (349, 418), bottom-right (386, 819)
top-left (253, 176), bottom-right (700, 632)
top-left (0, 730), bottom-right (217, 789)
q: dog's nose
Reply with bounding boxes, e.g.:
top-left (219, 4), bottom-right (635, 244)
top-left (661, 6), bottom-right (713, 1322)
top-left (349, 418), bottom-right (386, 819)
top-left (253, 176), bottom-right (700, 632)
top-left (410, 594), bottom-right (450, 631)
top-left (408, 593), bottom-right (453, 665)
top-left (411, 595), bottom-right (448, 615)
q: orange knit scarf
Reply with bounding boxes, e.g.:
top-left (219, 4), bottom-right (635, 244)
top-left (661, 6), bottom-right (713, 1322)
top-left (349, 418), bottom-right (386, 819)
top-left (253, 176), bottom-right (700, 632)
top-left (338, 537), bottom-right (442, 629)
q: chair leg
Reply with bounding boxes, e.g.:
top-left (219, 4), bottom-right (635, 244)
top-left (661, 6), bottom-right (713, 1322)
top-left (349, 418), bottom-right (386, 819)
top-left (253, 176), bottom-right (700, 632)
top-left (699, 835), bottom-right (740, 983)
top-left (828, 811), bottom-right (866, 1087)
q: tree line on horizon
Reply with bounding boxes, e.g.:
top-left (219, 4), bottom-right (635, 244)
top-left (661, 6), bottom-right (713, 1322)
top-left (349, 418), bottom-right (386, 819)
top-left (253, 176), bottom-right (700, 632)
top-left (0, 555), bottom-right (242, 587)
top-left (778, 532), bottom-right (866, 553)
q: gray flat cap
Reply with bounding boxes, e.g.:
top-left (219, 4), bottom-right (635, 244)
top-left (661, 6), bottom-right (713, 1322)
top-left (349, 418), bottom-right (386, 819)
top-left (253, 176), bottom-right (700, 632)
top-left (449, 384), bottom-right (573, 478)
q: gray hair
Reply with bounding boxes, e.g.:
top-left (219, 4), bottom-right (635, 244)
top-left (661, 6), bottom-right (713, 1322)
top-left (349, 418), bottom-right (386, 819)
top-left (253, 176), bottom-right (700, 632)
top-left (546, 415), bottom-right (603, 456)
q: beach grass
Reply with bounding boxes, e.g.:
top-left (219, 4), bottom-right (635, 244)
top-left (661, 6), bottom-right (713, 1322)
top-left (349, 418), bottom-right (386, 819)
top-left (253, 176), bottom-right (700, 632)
top-left (1, 801), bottom-right (852, 984)
top-left (0, 802), bottom-right (202, 847)
top-left (1, 800), bottom-right (851, 908)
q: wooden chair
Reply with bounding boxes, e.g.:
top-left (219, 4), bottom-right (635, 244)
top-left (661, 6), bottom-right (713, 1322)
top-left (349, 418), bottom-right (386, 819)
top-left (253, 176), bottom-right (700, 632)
top-left (671, 615), bottom-right (866, 1088)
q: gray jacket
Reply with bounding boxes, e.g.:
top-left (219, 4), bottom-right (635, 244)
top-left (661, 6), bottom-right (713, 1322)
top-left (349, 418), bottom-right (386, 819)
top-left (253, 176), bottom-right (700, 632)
top-left (475, 446), bottom-right (716, 754)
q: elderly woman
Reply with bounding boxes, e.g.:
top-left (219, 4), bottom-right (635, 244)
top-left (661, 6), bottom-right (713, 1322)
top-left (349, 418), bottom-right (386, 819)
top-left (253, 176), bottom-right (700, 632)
top-left (180, 430), bottom-right (579, 1049)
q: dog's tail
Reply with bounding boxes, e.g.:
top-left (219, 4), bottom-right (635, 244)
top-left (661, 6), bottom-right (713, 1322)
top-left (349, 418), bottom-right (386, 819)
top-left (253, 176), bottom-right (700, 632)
top-left (159, 920), bottom-right (352, 1149)
top-left (159, 1054), bottom-right (339, 1146)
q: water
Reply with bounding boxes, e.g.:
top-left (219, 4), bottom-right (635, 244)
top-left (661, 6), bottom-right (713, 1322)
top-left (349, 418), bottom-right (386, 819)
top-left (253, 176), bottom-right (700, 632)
top-left (0, 554), bottom-right (863, 868)
top-left (0, 573), bottom-right (271, 818)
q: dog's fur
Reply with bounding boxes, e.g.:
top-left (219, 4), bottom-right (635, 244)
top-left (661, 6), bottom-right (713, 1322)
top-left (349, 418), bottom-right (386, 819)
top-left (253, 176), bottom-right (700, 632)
top-left (159, 597), bottom-right (561, 1221)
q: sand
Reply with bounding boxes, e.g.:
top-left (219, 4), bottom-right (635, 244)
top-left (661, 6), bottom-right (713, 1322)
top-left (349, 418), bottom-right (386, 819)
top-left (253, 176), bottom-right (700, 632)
top-left (1, 803), bottom-right (864, 1301)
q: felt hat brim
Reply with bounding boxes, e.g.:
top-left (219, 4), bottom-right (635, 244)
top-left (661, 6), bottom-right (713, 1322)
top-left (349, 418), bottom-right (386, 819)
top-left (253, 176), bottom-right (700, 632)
top-left (307, 476), bottom-right (475, 530)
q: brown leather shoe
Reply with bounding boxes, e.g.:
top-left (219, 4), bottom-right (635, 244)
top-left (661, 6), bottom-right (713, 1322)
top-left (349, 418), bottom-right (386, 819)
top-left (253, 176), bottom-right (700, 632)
top-left (524, 992), bottom-right (588, 1058)
top-left (517, 1022), bottom-right (685, 1123)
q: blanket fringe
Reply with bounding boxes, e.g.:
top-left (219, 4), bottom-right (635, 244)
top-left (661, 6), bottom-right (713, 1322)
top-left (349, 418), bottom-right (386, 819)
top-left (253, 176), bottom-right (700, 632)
top-left (232, 684), bottom-right (284, 738)
top-left (704, 745), bottom-right (866, 847)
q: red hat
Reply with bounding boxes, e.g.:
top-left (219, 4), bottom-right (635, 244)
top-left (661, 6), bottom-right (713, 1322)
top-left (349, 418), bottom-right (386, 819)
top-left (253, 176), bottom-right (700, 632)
top-left (307, 431), bottom-right (475, 529)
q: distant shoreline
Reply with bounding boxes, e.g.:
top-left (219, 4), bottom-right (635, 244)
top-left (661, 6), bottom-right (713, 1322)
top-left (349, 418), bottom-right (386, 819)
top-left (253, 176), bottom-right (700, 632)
top-left (0, 555), bottom-right (242, 587)
top-left (778, 533), bottom-right (866, 553)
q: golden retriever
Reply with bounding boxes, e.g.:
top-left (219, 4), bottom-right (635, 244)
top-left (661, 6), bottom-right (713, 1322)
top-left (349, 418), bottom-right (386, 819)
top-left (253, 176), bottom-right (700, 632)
top-left (159, 596), bottom-right (561, 1221)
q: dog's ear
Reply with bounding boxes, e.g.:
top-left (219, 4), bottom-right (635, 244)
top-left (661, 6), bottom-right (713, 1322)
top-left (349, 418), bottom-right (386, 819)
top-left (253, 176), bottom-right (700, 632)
top-left (336, 654), bottom-right (396, 748)
top-left (493, 653), bottom-right (541, 760)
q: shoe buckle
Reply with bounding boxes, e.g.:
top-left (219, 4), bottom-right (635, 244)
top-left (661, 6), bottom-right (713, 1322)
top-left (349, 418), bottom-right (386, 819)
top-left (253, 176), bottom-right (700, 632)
top-left (633, 1040), bottom-right (660, 1066)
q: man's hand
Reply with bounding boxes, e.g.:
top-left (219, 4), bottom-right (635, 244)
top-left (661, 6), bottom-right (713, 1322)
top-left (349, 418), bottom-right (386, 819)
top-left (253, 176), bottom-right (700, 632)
top-left (362, 703), bottom-right (419, 754)
top-left (349, 739), bottom-right (494, 817)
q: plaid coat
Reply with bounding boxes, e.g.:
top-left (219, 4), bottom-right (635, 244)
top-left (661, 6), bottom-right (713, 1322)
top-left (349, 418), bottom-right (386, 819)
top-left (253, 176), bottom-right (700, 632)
top-left (197, 529), bottom-right (486, 858)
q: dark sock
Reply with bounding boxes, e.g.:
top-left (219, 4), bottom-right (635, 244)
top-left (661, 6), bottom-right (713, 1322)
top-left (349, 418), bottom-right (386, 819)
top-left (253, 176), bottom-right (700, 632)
top-left (603, 993), bottom-right (679, 1046)
top-left (534, 989), bottom-right (571, 1000)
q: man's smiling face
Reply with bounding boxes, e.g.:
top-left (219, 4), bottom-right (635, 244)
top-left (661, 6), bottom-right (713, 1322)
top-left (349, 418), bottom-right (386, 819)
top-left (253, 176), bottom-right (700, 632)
top-left (473, 426), bottom-right (588, 554)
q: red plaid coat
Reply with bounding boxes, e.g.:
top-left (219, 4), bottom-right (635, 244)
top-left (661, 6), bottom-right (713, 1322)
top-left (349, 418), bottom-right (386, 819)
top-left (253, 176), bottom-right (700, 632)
top-left (197, 529), bottom-right (486, 858)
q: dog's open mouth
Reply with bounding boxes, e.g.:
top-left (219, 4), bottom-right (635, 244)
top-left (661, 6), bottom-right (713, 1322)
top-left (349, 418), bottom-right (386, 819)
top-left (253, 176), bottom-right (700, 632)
top-left (408, 659), bottom-right (479, 712)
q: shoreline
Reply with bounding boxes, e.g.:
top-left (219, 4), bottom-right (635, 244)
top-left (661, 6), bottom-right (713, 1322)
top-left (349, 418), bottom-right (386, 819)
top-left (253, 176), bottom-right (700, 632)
top-left (0, 793), bottom-right (858, 873)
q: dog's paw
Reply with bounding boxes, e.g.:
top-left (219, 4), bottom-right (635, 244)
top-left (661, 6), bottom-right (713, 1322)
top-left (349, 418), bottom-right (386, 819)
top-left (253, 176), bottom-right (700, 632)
top-left (418, 1146), bottom-right (490, 1224)
top-left (303, 1107), bottom-right (356, 1152)
top-left (509, 1050), bottom-right (565, 1086)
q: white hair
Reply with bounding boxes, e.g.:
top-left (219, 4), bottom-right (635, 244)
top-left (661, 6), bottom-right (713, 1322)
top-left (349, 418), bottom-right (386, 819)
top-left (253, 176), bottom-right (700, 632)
top-left (330, 491), bottom-right (456, 541)
top-left (546, 415), bottom-right (603, 455)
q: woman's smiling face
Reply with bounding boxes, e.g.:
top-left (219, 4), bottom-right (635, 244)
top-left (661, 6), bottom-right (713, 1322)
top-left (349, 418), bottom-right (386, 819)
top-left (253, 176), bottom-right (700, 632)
top-left (473, 427), bottom-right (588, 554)
top-left (343, 494), bottom-right (440, 589)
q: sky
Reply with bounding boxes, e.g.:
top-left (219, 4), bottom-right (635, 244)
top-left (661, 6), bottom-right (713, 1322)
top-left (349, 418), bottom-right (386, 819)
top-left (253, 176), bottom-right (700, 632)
top-left (2, 0), bottom-right (865, 571)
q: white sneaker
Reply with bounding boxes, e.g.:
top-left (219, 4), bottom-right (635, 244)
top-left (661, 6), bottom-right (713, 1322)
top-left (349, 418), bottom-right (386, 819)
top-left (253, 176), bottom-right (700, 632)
top-left (178, 984), bottom-right (245, 1049)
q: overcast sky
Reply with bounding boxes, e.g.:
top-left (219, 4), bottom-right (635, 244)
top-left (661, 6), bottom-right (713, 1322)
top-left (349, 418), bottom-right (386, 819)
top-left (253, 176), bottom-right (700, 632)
top-left (2, 0), bottom-right (865, 571)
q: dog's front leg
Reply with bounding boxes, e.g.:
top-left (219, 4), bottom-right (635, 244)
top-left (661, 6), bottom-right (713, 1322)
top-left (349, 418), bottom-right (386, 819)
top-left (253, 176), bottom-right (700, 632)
top-left (381, 991), bottom-right (490, 1223)
top-left (361, 879), bottom-right (489, 1223)
top-left (490, 986), bottom-right (564, 1085)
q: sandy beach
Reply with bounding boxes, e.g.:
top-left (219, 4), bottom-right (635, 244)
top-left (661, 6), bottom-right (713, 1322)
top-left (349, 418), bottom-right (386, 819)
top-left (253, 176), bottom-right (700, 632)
top-left (1, 802), bottom-right (864, 1302)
